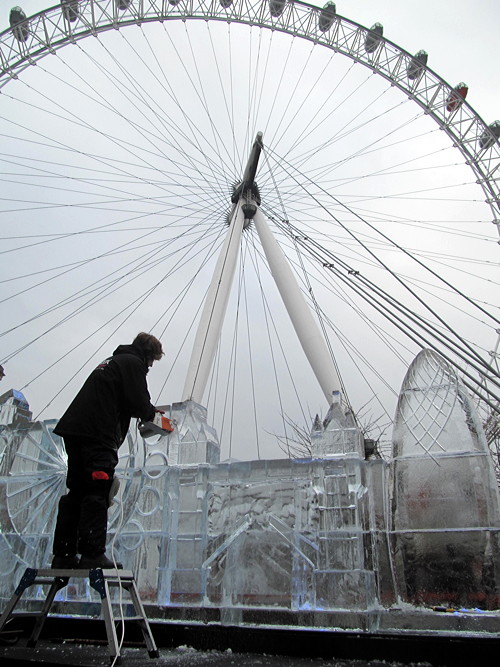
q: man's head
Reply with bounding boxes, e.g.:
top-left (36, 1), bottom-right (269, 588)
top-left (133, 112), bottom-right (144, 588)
top-left (133, 332), bottom-right (164, 367)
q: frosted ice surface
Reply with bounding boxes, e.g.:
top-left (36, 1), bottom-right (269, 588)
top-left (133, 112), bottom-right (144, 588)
top-left (0, 388), bottom-right (32, 429)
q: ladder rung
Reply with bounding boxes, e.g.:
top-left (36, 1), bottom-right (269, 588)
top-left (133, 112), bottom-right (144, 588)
top-left (36, 569), bottom-right (134, 579)
top-left (26, 578), bottom-right (62, 586)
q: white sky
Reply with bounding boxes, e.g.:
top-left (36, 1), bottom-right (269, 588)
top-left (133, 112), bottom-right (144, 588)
top-left (0, 1), bottom-right (498, 461)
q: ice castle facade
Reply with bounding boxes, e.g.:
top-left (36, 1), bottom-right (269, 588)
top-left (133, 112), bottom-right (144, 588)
top-left (0, 350), bottom-right (499, 631)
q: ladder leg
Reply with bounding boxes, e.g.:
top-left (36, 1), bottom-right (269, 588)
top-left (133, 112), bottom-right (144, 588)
top-left (0, 568), bottom-right (38, 634)
top-left (101, 579), bottom-right (121, 664)
top-left (0, 592), bottom-right (23, 634)
top-left (89, 568), bottom-right (122, 663)
top-left (27, 577), bottom-right (68, 648)
top-left (126, 580), bottom-right (159, 659)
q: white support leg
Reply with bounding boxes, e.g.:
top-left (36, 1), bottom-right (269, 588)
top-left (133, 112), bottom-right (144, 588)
top-left (182, 202), bottom-right (246, 404)
top-left (253, 208), bottom-right (341, 404)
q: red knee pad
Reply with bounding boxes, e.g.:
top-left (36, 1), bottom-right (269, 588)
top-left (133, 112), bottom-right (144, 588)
top-left (91, 471), bottom-right (110, 481)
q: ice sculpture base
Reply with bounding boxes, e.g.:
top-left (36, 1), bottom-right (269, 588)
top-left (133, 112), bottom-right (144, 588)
top-left (150, 602), bottom-right (500, 635)
top-left (1, 610), bottom-right (500, 667)
top-left (19, 597), bottom-right (499, 637)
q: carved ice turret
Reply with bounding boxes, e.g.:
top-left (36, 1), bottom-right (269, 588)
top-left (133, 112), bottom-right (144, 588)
top-left (391, 349), bottom-right (500, 608)
top-left (0, 389), bottom-right (32, 429)
top-left (311, 399), bottom-right (364, 459)
top-left (157, 400), bottom-right (220, 466)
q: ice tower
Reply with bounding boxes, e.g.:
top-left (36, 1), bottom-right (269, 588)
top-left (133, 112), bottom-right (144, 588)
top-left (391, 349), bottom-right (500, 608)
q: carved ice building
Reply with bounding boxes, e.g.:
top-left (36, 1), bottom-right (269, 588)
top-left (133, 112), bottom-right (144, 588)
top-left (0, 348), bottom-right (499, 630)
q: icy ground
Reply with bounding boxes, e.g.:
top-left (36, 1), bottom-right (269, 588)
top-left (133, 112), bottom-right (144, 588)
top-left (148, 646), bottom-right (432, 666)
top-left (1, 640), bottom-right (434, 667)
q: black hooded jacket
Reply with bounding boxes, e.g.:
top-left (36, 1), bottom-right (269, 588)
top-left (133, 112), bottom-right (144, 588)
top-left (54, 343), bottom-right (156, 448)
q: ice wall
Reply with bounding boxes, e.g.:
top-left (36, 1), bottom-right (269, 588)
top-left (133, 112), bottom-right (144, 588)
top-left (391, 349), bottom-right (500, 609)
top-left (0, 395), bottom-right (380, 616)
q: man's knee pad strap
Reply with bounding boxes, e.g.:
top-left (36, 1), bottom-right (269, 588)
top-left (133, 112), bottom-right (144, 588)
top-left (91, 470), bottom-right (110, 481)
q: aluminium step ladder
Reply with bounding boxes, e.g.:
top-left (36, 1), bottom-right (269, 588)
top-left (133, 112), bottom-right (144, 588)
top-left (0, 567), bottom-right (159, 663)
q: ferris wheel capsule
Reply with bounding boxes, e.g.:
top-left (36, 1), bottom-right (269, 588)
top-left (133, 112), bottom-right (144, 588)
top-left (116, 0), bottom-right (132, 9)
top-left (407, 50), bottom-right (428, 80)
top-left (219, 0), bottom-right (233, 7)
top-left (479, 120), bottom-right (500, 149)
top-left (60, 0), bottom-right (79, 23)
top-left (318, 2), bottom-right (336, 33)
top-left (269, 0), bottom-right (287, 18)
top-left (446, 82), bottom-right (468, 112)
top-left (9, 6), bottom-right (29, 43)
top-left (364, 23), bottom-right (383, 54)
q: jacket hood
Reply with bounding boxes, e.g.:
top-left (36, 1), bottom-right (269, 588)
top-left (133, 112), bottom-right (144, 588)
top-left (113, 343), bottom-right (147, 363)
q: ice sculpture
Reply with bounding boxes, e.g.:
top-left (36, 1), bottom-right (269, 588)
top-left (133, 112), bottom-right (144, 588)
top-left (0, 350), bottom-right (499, 633)
top-left (311, 398), bottom-right (363, 458)
top-left (0, 389), bottom-right (31, 429)
top-left (0, 390), bottom-right (67, 581)
top-left (391, 349), bottom-right (500, 608)
top-left (160, 400), bottom-right (220, 466)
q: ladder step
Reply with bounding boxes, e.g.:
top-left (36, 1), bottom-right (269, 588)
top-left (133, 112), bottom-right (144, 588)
top-left (28, 578), bottom-right (67, 586)
top-left (36, 569), bottom-right (135, 579)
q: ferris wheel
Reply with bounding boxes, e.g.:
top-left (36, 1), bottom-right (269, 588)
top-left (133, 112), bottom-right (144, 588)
top-left (0, 0), bottom-right (499, 474)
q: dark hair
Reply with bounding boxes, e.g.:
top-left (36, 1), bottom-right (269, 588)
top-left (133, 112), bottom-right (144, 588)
top-left (133, 332), bottom-right (164, 362)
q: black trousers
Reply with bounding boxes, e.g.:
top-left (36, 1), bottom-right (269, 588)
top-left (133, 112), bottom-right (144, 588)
top-left (52, 438), bottom-right (118, 558)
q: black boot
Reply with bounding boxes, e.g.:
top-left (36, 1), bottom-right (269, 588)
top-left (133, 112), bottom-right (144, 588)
top-left (52, 493), bottom-right (80, 568)
top-left (52, 555), bottom-right (80, 569)
top-left (77, 493), bottom-right (109, 558)
top-left (79, 553), bottom-right (123, 570)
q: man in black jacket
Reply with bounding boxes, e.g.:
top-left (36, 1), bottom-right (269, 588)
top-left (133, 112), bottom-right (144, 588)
top-left (51, 332), bottom-right (164, 569)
